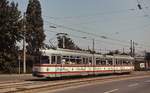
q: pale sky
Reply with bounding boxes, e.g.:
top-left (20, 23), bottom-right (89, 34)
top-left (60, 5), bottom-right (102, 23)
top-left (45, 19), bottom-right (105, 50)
top-left (9, 0), bottom-right (150, 54)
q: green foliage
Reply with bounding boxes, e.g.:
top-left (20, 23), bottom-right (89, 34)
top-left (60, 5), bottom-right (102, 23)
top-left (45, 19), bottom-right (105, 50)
top-left (0, 1), bottom-right (22, 54)
top-left (57, 34), bottom-right (80, 50)
top-left (26, 0), bottom-right (45, 55)
top-left (0, 0), bottom-right (22, 73)
top-left (107, 50), bottom-right (120, 55)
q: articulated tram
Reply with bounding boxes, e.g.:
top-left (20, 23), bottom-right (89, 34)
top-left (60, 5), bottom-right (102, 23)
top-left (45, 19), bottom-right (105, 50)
top-left (32, 49), bottom-right (134, 78)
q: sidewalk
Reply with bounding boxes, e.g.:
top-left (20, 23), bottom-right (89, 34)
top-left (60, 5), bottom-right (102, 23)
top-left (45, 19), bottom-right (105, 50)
top-left (0, 74), bottom-right (37, 82)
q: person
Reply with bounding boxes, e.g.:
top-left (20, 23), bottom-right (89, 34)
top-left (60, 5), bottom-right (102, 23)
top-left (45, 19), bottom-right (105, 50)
top-left (62, 59), bottom-right (66, 64)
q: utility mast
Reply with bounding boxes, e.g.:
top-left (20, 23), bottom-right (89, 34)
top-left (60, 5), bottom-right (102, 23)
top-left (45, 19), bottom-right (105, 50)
top-left (23, 13), bottom-right (26, 73)
top-left (130, 40), bottom-right (135, 57)
top-left (130, 40), bottom-right (133, 57)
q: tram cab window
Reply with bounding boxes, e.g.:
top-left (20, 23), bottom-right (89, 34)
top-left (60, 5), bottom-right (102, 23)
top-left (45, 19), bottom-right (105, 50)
top-left (40, 56), bottom-right (49, 64)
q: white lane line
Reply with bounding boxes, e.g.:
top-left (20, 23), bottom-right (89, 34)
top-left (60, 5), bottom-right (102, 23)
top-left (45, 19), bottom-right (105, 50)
top-left (128, 83), bottom-right (139, 87)
top-left (144, 80), bottom-right (150, 83)
top-left (0, 81), bottom-right (32, 87)
top-left (104, 89), bottom-right (119, 93)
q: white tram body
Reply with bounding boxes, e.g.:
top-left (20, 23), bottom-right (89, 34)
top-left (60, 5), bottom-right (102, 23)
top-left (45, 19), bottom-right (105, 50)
top-left (33, 49), bottom-right (134, 78)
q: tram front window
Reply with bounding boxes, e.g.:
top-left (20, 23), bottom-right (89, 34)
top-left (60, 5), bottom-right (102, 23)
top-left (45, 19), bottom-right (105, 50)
top-left (40, 56), bottom-right (49, 64)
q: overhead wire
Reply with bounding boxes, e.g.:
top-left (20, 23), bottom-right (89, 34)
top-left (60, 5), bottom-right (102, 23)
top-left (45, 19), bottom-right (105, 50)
top-left (45, 29), bottom-right (131, 53)
top-left (42, 8), bottom-right (136, 20)
top-left (45, 21), bottom-right (150, 51)
top-left (43, 1), bottom-right (150, 52)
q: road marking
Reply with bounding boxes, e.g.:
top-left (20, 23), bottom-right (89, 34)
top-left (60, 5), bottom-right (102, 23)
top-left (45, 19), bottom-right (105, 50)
top-left (144, 80), bottom-right (150, 83)
top-left (0, 81), bottom-right (32, 87)
top-left (128, 83), bottom-right (139, 87)
top-left (104, 89), bottom-right (119, 93)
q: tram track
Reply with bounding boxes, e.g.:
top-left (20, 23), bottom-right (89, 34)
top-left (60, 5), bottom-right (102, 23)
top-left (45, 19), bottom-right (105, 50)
top-left (0, 72), bottom-right (149, 93)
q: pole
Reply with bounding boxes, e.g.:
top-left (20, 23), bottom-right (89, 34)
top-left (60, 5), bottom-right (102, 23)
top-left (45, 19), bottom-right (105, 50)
top-left (23, 33), bottom-right (26, 73)
top-left (63, 36), bottom-right (65, 49)
top-left (133, 41), bottom-right (135, 57)
top-left (130, 40), bottom-right (133, 57)
top-left (92, 39), bottom-right (95, 64)
top-left (92, 38), bottom-right (95, 75)
top-left (123, 48), bottom-right (124, 54)
top-left (23, 13), bottom-right (26, 73)
top-left (18, 55), bottom-right (21, 74)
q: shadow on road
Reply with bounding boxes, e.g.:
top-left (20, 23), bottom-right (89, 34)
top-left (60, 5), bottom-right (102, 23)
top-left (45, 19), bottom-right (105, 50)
top-left (26, 73), bottom-right (130, 82)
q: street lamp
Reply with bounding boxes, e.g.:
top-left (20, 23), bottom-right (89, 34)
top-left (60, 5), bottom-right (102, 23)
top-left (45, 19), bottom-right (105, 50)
top-left (22, 13), bottom-right (26, 74)
top-left (82, 37), bottom-right (95, 75)
top-left (81, 37), bottom-right (95, 53)
top-left (49, 25), bottom-right (67, 49)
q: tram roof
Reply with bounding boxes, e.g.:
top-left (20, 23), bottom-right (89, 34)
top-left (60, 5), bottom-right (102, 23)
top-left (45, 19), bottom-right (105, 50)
top-left (42, 49), bottom-right (93, 57)
top-left (41, 49), bottom-right (134, 60)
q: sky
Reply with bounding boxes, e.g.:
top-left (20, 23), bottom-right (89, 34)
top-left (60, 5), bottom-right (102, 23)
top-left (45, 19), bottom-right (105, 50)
top-left (9, 0), bottom-right (150, 54)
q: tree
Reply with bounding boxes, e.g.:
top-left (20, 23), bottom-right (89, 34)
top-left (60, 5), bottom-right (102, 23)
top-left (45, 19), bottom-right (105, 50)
top-left (107, 50), bottom-right (121, 55)
top-left (26, 0), bottom-right (45, 55)
top-left (0, 0), bottom-right (22, 73)
top-left (56, 33), bottom-right (80, 50)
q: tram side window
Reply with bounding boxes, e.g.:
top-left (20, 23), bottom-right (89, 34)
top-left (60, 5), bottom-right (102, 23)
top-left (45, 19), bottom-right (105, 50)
top-left (128, 60), bottom-right (132, 65)
top-left (76, 59), bottom-right (82, 64)
top-left (101, 59), bottom-right (106, 66)
top-left (119, 59), bottom-right (123, 65)
top-left (108, 59), bottom-right (113, 65)
top-left (62, 56), bottom-right (68, 64)
top-left (86, 58), bottom-right (88, 64)
top-left (89, 57), bottom-right (92, 64)
top-left (116, 59), bottom-right (122, 65)
top-left (123, 60), bottom-right (128, 65)
top-left (82, 57), bottom-right (88, 64)
top-left (115, 59), bottom-right (119, 65)
top-left (57, 56), bottom-right (61, 64)
top-left (83, 57), bottom-right (86, 64)
top-left (69, 56), bottom-right (76, 64)
top-left (41, 56), bottom-right (49, 64)
top-left (66, 56), bottom-right (70, 63)
top-left (51, 56), bottom-right (56, 64)
top-left (96, 58), bottom-right (101, 65)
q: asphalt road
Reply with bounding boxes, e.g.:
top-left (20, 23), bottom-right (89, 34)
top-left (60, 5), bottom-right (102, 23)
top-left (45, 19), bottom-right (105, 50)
top-left (0, 71), bottom-right (149, 82)
top-left (49, 76), bottom-right (150, 93)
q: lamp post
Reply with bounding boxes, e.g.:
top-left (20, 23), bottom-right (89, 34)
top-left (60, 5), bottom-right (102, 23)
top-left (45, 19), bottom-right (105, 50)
top-left (82, 37), bottom-right (95, 75)
top-left (82, 37), bottom-right (95, 53)
top-left (23, 13), bottom-right (26, 74)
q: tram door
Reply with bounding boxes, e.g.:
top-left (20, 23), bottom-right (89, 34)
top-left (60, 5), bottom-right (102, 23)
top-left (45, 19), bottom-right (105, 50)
top-left (52, 54), bottom-right (62, 77)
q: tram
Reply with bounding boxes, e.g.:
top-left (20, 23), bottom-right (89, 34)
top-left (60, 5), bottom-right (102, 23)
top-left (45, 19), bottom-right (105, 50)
top-left (32, 49), bottom-right (134, 78)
